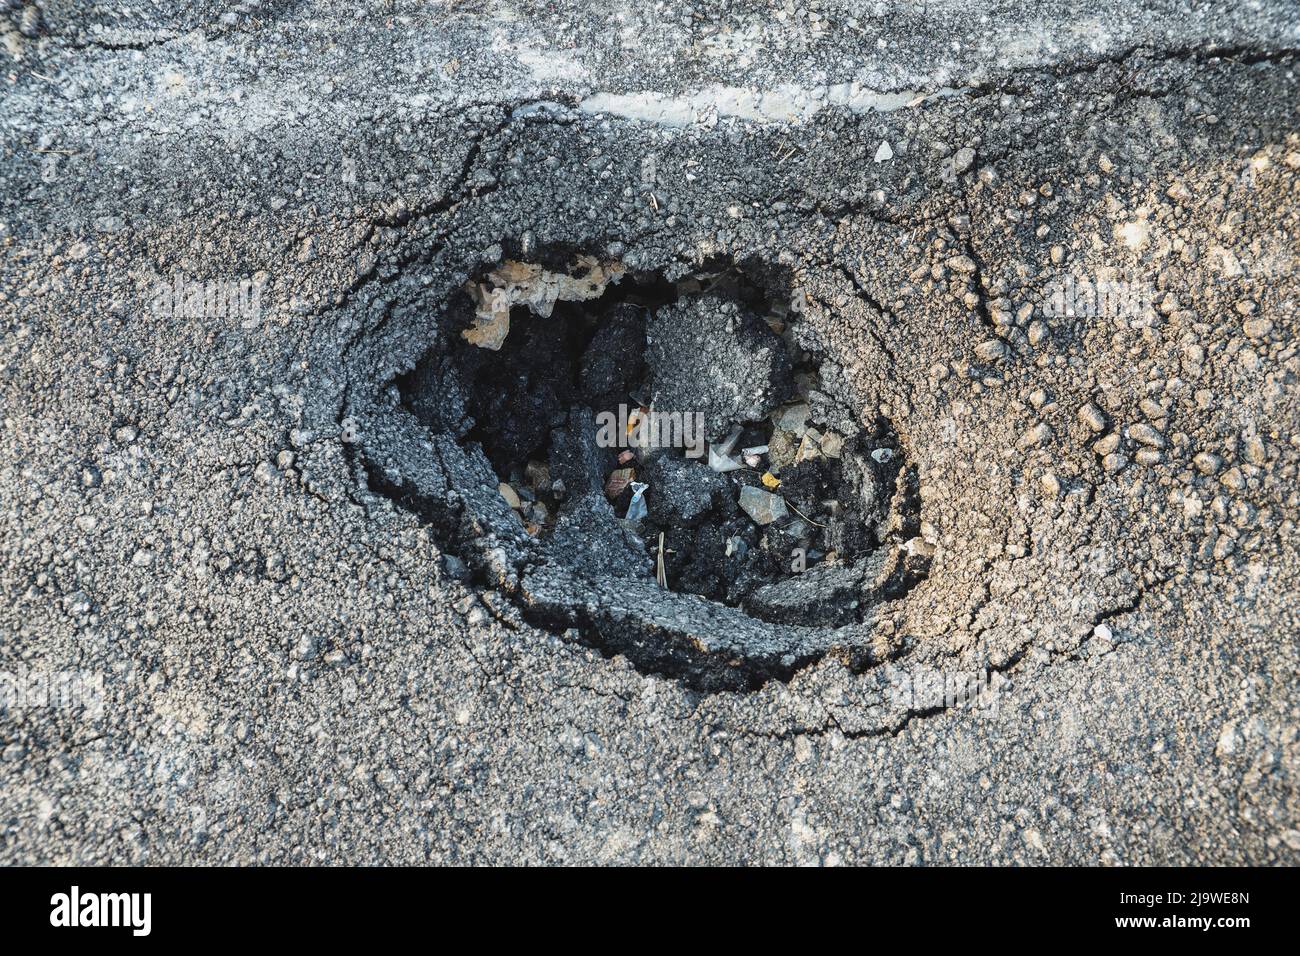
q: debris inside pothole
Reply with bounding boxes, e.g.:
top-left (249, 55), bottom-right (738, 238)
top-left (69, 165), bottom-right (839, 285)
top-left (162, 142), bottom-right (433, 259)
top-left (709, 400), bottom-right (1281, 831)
top-left (398, 257), bottom-right (927, 631)
top-left (463, 256), bottom-right (627, 350)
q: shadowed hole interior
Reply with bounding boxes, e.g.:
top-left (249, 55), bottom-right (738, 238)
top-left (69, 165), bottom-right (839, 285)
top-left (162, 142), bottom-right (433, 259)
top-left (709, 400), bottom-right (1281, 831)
top-left (395, 256), bottom-right (925, 628)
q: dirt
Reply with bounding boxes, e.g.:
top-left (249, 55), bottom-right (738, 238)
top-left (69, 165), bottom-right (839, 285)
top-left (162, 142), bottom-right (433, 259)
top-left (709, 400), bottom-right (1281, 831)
top-left (392, 258), bottom-right (927, 657)
top-left (1, 1), bottom-right (1297, 865)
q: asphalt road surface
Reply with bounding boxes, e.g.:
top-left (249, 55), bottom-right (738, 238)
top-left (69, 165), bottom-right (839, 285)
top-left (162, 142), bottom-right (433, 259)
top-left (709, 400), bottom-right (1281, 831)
top-left (1, 1), bottom-right (1297, 864)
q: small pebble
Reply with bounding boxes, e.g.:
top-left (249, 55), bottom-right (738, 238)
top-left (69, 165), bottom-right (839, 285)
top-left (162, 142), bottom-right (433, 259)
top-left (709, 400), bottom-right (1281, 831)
top-left (1078, 403), bottom-right (1107, 432)
top-left (1020, 423), bottom-right (1050, 447)
top-left (442, 555), bottom-right (469, 581)
top-left (1219, 467), bottom-right (1245, 491)
top-left (19, 6), bottom-right (42, 37)
top-left (1244, 436), bottom-right (1266, 465)
top-left (1094, 433), bottom-right (1120, 456)
top-left (738, 487), bottom-right (787, 525)
top-left (498, 482), bottom-right (521, 509)
top-left (1193, 452), bottom-right (1222, 475)
top-left (1243, 318), bottom-right (1272, 339)
top-left (1128, 423), bottom-right (1165, 448)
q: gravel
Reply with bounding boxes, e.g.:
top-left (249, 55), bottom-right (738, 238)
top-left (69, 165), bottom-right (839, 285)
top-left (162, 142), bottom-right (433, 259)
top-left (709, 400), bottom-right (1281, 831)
top-left (0, 0), bottom-right (1296, 865)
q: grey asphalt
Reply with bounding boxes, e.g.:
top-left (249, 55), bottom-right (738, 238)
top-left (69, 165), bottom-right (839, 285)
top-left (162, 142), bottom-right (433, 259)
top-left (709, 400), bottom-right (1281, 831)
top-left (0, 1), bottom-right (1297, 863)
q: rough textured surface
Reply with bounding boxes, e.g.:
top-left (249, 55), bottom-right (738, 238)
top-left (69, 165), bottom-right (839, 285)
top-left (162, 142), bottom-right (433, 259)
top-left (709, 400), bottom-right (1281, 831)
top-left (647, 294), bottom-right (793, 441)
top-left (1, 1), bottom-right (1298, 863)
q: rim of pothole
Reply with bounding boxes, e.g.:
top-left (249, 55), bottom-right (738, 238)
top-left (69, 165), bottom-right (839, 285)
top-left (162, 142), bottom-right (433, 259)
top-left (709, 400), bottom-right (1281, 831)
top-left (347, 254), bottom-right (932, 692)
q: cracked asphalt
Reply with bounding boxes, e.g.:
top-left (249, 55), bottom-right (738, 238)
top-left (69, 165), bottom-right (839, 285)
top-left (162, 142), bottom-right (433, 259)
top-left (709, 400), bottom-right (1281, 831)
top-left (1, 1), bottom-right (1298, 864)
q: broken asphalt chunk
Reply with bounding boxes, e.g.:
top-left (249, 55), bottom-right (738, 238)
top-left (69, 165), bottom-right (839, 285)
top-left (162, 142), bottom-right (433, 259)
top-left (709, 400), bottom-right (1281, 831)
top-left (646, 295), bottom-right (794, 441)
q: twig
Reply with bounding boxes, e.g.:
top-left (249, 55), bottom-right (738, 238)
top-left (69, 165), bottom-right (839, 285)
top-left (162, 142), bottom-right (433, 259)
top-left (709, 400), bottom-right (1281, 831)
top-left (785, 499), bottom-right (826, 528)
top-left (656, 532), bottom-right (668, 588)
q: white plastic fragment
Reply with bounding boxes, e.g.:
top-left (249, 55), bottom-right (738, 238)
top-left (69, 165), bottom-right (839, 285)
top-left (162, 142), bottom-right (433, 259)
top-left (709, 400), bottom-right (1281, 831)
top-left (708, 424), bottom-right (745, 472)
top-left (708, 446), bottom-right (744, 472)
top-left (625, 482), bottom-right (649, 521)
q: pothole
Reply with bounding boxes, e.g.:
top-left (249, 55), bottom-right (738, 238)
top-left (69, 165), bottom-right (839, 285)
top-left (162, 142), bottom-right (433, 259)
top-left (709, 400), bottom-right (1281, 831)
top-left (355, 253), bottom-right (931, 691)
